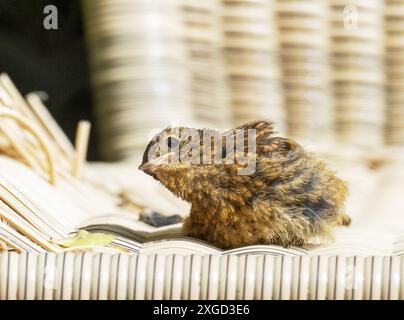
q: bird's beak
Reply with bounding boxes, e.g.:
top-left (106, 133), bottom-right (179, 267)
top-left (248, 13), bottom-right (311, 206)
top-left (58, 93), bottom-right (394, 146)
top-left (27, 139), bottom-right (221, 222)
top-left (139, 152), bottom-right (175, 174)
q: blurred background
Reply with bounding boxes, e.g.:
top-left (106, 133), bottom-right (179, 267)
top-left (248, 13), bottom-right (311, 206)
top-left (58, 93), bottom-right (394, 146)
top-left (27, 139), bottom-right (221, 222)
top-left (0, 0), bottom-right (404, 232)
top-left (0, 0), bottom-right (402, 162)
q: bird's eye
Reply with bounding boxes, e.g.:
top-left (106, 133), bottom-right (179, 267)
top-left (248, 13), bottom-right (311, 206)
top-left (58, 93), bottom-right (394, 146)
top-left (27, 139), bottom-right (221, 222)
top-left (166, 136), bottom-right (179, 149)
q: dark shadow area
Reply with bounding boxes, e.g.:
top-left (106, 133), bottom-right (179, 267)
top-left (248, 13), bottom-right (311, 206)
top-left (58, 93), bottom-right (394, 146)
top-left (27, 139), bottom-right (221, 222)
top-left (0, 0), bottom-right (99, 160)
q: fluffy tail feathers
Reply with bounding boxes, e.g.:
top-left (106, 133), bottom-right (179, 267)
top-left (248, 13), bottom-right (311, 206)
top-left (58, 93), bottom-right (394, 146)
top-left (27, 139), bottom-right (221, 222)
top-left (337, 213), bottom-right (352, 226)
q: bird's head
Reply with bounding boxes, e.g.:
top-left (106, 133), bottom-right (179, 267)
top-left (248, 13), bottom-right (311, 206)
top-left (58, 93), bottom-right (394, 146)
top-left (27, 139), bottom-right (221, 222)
top-left (139, 123), bottom-right (263, 201)
top-left (139, 127), bottom-right (201, 176)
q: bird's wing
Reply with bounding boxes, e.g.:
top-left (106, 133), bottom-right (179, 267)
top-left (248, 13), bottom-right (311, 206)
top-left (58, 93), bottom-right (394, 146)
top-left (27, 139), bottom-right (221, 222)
top-left (221, 120), bottom-right (274, 153)
top-left (232, 120), bottom-right (275, 141)
top-left (258, 137), bottom-right (300, 156)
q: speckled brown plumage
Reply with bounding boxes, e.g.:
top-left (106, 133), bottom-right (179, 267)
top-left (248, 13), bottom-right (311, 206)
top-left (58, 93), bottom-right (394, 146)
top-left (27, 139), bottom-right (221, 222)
top-left (139, 120), bottom-right (350, 249)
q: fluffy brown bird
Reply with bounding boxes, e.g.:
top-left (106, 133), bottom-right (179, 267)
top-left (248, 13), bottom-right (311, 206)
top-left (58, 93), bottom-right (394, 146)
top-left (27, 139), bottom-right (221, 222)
top-left (139, 121), bottom-right (350, 249)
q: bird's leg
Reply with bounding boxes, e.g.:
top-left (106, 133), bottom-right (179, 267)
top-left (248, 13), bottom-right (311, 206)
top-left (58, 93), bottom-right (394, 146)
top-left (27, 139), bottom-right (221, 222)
top-left (182, 214), bottom-right (207, 239)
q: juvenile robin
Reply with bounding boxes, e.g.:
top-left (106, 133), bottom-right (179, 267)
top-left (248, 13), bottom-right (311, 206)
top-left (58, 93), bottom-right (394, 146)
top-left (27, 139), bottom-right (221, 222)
top-left (139, 120), bottom-right (350, 249)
